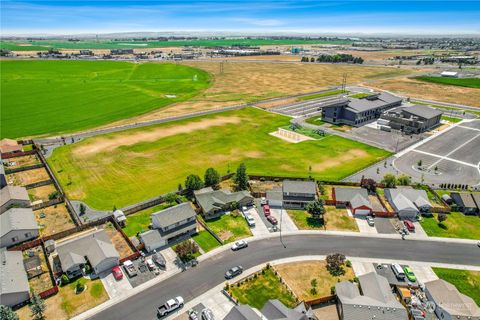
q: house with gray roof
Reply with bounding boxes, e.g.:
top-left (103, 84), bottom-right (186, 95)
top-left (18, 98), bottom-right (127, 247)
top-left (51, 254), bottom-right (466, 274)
top-left (56, 228), bottom-right (119, 278)
top-left (0, 156), bottom-right (7, 189)
top-left (333, 187), bottom-right (373, 215)
top-left (282, 180), bottom-right (317, 209)
top-left (336, 272), bottom-right (407, 320)
top-left (194, 188), bottom-right (253, 219)
top-left (1, 208), bottom-right (39, 248)
top-left (223, 299), bottom-right (316, 320)
top-left (223, 304), bottom-right (264, 320)
top-left (321, 92), bottom-right (402, 126)
top-left (139, 202), bottom-right (197, 252)
top-left (384, 187), bottom-right (431, 220)
top-left (381, 104), bottom-right (443, 134)
top-left (0, 185), bottom-right (30, 214)
top-left (451, 192), bottom-right (478, 215)
top-left (0, 248), bottom-right (30, 307)
top-left (425, 279), bottom-right (480, 320)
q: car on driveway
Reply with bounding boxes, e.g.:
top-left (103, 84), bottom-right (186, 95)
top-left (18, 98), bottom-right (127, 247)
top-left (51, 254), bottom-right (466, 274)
top-left (231, 240), bottom-right (248, 251)
top-left (404, 220), bottom-right (415, 232)
top-left (366, 216), bottom-right (375, 226)
top-left (260, 197), bottom-right (268, 205)
top-left (245, 214), bottom-right (256, 227)
top-left (111, 266), bottom-right (123, 280)
top-left (267, 215), bottom-right (278, 225)
top-left (263, 205), bottom-right (271, 216)
top-left (225, 266), bottom-right (243, 279)
top-left (403, 266), bottom-right (417, 282)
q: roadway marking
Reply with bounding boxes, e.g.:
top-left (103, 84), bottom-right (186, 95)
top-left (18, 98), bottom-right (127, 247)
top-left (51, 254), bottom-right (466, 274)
top-left (411, 149), bottom-right (478, 168)
top-left (458, 125), bottom-right (480, 132)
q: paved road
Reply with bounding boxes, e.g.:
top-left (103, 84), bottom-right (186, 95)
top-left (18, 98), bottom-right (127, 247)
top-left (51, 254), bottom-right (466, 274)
top-left (91, 234), bottom-right (480, 320)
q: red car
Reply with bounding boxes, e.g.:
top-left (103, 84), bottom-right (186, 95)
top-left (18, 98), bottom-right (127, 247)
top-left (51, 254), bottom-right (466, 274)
top-left (403, 220), bottom-right (415, 232)
top-left (112, 266), bottom-right (123, 280)
top-left (263, 205), bottom-right (271, 216)
top-left (267, 215), bottom-right (278, 225)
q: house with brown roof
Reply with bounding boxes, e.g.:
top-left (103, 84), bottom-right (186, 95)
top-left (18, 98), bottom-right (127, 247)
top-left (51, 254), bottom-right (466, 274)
top-left (451, 192), bottom-right (478, 215)
top-left (0, 138), bottom-right (22, 155)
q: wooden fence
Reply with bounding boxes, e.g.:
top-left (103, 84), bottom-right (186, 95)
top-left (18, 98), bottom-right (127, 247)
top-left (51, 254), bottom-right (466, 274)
top-left (1, 150), bottom-right (36, 159)
top-left (304, 295), bottom-right (336, 306)
top-left (30, 198), bottom-right (64, 210)
top-left (4, 163), bottom-right (44, 174)
top-left (25, 180), bottom-right (53, 189)
top-left (196, 217), bottom-right (224, 245)
top-left (39, 286), bottom-right (59, 299)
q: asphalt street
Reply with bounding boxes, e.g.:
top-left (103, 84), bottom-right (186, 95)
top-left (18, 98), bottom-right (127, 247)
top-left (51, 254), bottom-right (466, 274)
top-left (91, 234), bottom-right (480, 320)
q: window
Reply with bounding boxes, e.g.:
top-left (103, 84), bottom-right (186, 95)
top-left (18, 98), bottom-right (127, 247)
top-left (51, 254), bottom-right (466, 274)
top-left (25, 232), bottom-right (31, 238)
top-left (11, 236), bottom-right (19, 242)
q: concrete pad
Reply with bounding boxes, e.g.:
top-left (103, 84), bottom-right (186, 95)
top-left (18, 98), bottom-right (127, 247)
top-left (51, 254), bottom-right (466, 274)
top-left (351, 261), bottom-right (375, 276)
top-left (160, 247), bottom-right (181, 272)
top-left (99, 269), bottom-right (133, 299)
top-left (245, 207), bottom-right (270, 236)
top-left (312, 302), bottom-right (339, 320)
top-left (355, 216), bottom-right (378, 234)
top-left (410, 265), bottom-right (439, 284)
top-left (270, 208), bottom-right (298, 231)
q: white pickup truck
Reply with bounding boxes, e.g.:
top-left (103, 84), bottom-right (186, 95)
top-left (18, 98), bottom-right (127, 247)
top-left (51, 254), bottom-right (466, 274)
top-left (157, 296), bottom-right (184, 317)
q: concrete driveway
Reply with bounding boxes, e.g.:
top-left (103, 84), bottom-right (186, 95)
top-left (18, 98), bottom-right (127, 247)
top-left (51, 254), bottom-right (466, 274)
top-left (354, 216), bottom-right (378, 234)
top-left (270, 208), bottom-right (298, 231)
top-left (100, 269), bottom-right (133, 299)
top-left (245, 207), bottom-right (270, 236)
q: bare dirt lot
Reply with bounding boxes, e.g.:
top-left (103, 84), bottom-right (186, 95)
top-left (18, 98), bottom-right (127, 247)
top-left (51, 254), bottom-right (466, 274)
top-left (3, 154), bottom-right (40, 169)
top-left (102, 222), bottom-right (135, 259)
top-left (7, 167), bottom-right (51, 186)
top-left (28, 184), bottom-right (58, 202)
top-left (34, 203), bottom-right (75, 237)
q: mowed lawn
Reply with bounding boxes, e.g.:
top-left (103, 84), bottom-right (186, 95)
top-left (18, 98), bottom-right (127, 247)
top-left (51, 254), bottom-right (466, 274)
top-left (204, 213), bottom-right (252, 243)
top-left (420, 212), bottom-right (480, 240)
top-left (1, 60), bottom-right (210, 138)
top-left (48, 107), bottom-right (391, 210)
top-left (433, 268), bottom-right (480, 306)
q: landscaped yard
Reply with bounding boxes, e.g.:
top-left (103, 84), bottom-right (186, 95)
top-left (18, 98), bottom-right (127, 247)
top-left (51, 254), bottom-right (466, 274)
top-left (441, 115), bottom-right (462, 123)
top-left (49, 107), bottom-right (391, 210)
top-left (433, 268), bottom-right (480, 306)
top-left (228, 267), bottom-right (297, 309)
top-left (123, 202), bottom-right (175, 237)
top-left (3, 154), bottom-right (40, 169)
top-left (34, 203), bottom-right (76, 237)
top-left (420, 212), bottom-right (480, 240)
top-left (192, 229), bottom-right (222, 252)
top-left (287, 206), bottom-right (358, 232)
top-left (204, 213), bottom-right (252, 243)
top-left (23, 246), bottom-right (53, 294)
top-left (275, 260), bottom-right (355, 301)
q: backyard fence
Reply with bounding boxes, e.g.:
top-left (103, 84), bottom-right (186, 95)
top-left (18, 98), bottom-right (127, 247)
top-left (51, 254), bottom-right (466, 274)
top-left (30, 198), bottom-right (64, 211)
top-left (39, 286), bottom-right (59, 299)
top-left (25, 180), bottom-right (53, 189)
top-left (4, 163), bottom-right (44, 174)
top-left (196, 217), bottom-right (224, 245)
top-left (304, 295), bottom-right (336, 306)
top-left (0, 150), bottom-right (36, 159)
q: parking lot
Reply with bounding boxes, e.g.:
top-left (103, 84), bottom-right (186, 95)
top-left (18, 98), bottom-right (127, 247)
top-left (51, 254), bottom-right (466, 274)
top-left (271, 94), bottom-right (347, 117)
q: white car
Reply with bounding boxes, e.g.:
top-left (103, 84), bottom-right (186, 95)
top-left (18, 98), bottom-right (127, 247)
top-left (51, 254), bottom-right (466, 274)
top-left (260, 197), bottom-right (268, 205)
top-left (245, 215), bottom-right (256, 227)
top-left (145, 258), bottom-right (155, 271)
top-left (366, 216), bottom-right (375, 226)
top-left (231, 240), bottom-right (248, 251)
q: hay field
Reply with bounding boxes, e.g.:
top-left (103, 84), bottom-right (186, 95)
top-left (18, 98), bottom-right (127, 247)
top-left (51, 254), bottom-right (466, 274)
top-left (48, 107), bottom-right (390, 210)
top-left (0, 60), bottom-right (210, 138)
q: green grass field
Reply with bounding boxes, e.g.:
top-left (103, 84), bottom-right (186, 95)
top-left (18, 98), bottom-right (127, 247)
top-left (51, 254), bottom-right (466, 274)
top-left (420, 212), bottom-right (480, 240)
top-left (441, 115), bottom-right (462, 123)
top-left (48, 107), bottom-right (391, 210)
top-left (433, 268), bottom-right (480, 305)
top-left (415, 76), bottom-right (480, 89)
top-left (192, 230), bottom-right (222, 252)
top-left (0, 60), bottom-right (210, 138)
top-left (123, 202), bottom-right (175, 237)
top-left (204, 214), bottom-right (252, 243)
top-left (1, 39), bottom-right (353, 51)
top-left (305, 116), bottom-right (326, 126)
top-left (297, 89), bottom-right (347, 101)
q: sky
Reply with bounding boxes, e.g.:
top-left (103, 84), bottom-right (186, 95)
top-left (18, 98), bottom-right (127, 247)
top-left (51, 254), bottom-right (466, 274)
top-left (1, 1), bottom-right (480, 36)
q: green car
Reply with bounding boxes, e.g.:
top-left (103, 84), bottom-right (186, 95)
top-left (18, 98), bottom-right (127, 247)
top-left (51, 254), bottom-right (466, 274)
top-left (403, 267), bottom-right (417, 282)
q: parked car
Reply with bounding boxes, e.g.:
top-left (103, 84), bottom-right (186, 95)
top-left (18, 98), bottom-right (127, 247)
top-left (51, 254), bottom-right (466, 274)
top-left (145, 258), bottom-right (156, 271)
top-left (225, 266), bottom-right (243, 279)
top-left (260, 197), bottom-right (268, 205)
top-left (403, 266), bottom-right (417, 282)
top-left (123, 260), bottom-right (137, 278)
top-left (263, 205), bottom-right (271, 216)
top-left (231, 240), bottom-right (248, 251)
top-left (366, 216), bottom-right (375, 226)
top-left (391, 263), bottom-right (406, 280)
top-left (404, 220), bottom-right (415, 232)
top-left (188, 310), bottom-right (199, 320)
top-left (267, 215), bottom-right (278, 225)
top-left (157, 296), bottom-right (184, 317)
top-left (111, 266), bottom-right (123, 280)
top-left (245, 214), bottom-right (256, 227)
top-left (201, 308), bottom-right (215, 320)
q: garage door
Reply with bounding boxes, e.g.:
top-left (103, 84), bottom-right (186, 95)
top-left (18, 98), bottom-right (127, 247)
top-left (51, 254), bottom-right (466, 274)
top-left (354, 209), bottom-right (370, 216)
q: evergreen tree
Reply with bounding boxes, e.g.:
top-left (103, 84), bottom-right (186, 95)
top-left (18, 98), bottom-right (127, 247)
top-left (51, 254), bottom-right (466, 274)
top-left (185, 174), bottom-right (204, 195)
top-left (0, 305), bottom-right (19, 320)
top-left (234, 163), bottom-right (249, 191)
top-left (204, 168), bottom-right (220, 188)
top-left (29, 293), bottom-right (46, 320)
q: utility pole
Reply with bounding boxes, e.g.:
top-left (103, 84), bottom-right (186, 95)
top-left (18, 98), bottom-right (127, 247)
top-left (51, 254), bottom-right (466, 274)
top-left (219, 61), bottom-right (224, 75)
top-left (279, 209), bottom-right (286, 248)
top-left (341, 73), bottom-right (348, 93)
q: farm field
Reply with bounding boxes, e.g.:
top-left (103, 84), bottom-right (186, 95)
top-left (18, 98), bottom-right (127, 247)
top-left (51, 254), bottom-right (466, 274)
top-left (48, 107), bottom-right (391, 210)
top-left (0, 60), bottom-right (210, 138)
top-left (415, 76), bottom-right (480, 88)
top-left (109, 61), bottom-right (413, 126)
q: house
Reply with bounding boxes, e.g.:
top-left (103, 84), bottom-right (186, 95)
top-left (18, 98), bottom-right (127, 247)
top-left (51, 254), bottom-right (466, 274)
top-left (0, 248), bottom-right (30, 307)
top-left (471, 193), bottom-right (480, 216)
top-left (384, 188), bottom-right (432, 220)
top-left (266, 187), bottom-right (284, 207)
top-left (0, 157), bottom-right (7, 188)
top-left (336, 272), bottom-right (407, 320)
top-left (139, 202), bottom-right (197, 252)
top-left (56, 229), bottom-right (119, 278)
top-left (223, 299), bottom-right (316, 320)
top-left (194, 187), bottom-right (254, 219)
top-left (425, 279), bottom-right (480, 320)
top-left (1, 208), bottom-right (39, 248)
top-left (0, 185), bottom-right (30, 214)
top-left (380, 104), bottom-right (443, 134)
top-left (451, 192), bottom-right (478, 215)
top-left (442, 194), bottom-right (453, 205)
top-left (321, 92), bottom-right (402, 126)
top-left (0, 138), bottom-right (22, 155)
top-left (333, 187), bottom-right (373, 215)
top-left (282, 180), bottom-right (317, 209)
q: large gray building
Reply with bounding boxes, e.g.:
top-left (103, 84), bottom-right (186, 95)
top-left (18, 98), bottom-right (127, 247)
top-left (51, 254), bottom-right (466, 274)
top-left (321, 92), bottom-right (402, 126)
top-left (380, 104), bottom-right (443, 134)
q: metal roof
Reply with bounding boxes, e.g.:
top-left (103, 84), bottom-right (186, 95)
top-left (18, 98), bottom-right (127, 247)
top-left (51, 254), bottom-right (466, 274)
top-left (138, 230), bottom-right (163, 247)
top-left (283, 180), bottom-right (317, 195)
top-left (151, 202), bottom-right (196, 228)
top-left (402, 105), bottom-right (443, 120)
top-left (426, 279), bottom-right (480, 317)
top-left (385, 188), bottom-right (431, 211)
top-left (1, 208), bottom-right (38, 239)
top-left (345, 92), bottom-right (402, 113)
top-left (0, 248), bottom-right (29, 296)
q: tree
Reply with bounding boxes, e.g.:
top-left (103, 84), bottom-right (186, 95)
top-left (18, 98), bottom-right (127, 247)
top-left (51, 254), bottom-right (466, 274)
top-left (164, 192), bottom-right (179, 204)
top-left (317, 181), bottom-right (325, 195)
top-left (381, 173), bottom-right (396, 188)
top-left (437, 213), bottom-right (447, 225)
top-left (185, 174), bottom-right (204, 195)
top-left (306, 199), bottom-right (326, 221)
top-left (29, 293), bottom-right (46, 320)
top-left (234, 163), bottom-right (249, 191)
top-left (48, 191), bottom-right (59, 200)
top-left (0, 305), bottom-right (19, 320)
top-left (75, 281), bottom-right (85, 293)
top-left (204, 168), bottom-right (220, 188)
top-left (326, 253), bottom-right (346, 276)
top-left (174, 240), bottom-right (199, 262)
top-left (360, 178), bottom-right (377, 193)
top-left (396, 174), bottom-right (411, 186)
top-left (79, 203), bottom-right (86, 216)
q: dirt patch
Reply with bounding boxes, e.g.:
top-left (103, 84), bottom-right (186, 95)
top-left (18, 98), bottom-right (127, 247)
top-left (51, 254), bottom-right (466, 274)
top-left (7, 167), bottom-right (50, 186)
top-left (34, 203), bottom-right (75, 237)
top-left (28, 184), bottom-right (58, 202)
top-left (3, 155), bottom-right (40, 169)
top-left (217, 230), bottom-right (234, 241)
top-left (102, 222), bottom-right (135, 259)
top-left (73, 115), bottom-right (241, 157)
top-left (313, 149), bottom-right (368, 171)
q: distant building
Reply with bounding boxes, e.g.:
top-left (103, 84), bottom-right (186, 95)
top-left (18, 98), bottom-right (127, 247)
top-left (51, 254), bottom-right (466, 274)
top-left (110, 48), bottom-right (134, 55)
top-left (380, 104), bottom-right (443, 134)
top-left (336, 272), bottom-right (407, 320)
top-left (79, 50), bottom-right (93, 55)
top-left (0, 185), bottom-right (30, 214)
top-left (0, 248), bottom-right (30, 307)
top-left (440, 71), bottom-right (459, 78)
top-left (139, 202), bottom-right (197, 252)
top-left (194, 187), bottom-right (253, 219)
top-left (384, 187), bottom-right (432, 220)
top-left (0, 138), bottom-right (22, 155)
top-left (321, 92), bottom-right (402, 126)
top-left (0, 208), bottom-right (39, 248)
top-left (425, 279), bottom-right (480, 320)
